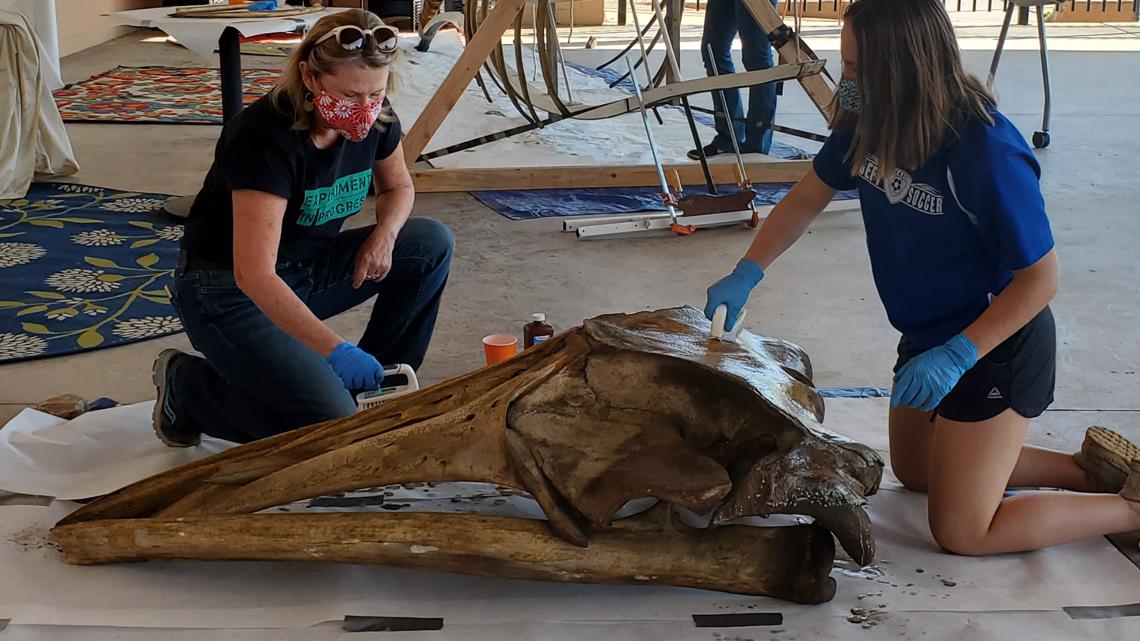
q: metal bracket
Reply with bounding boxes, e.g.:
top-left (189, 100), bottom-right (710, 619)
top-left (767, 24), bottom-right (796, 50)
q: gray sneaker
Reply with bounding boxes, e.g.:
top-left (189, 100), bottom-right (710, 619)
top-left (151, 349), bottom-right (201, 447)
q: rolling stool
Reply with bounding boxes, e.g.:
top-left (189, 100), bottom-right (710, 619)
top-left (988, 0), bottom-right (1058, 149)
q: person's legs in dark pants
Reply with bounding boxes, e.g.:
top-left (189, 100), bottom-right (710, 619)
top-left (736, 0), bottom-right (777, 154)
top-left (701, 0), bottom-right (745, 152)
top-left (161, 218), bottom-right (452, 444)
top-left (169, 268), bottom-right (357, 444)
top-left (306, 218), bottom-right (454, 369)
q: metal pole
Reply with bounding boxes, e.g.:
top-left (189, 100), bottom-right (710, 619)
top-left (625, 57), bottom-right (680, 224)
top-left (626, 0), bottom-right (656, 88)
top-left (218, 27), bottom-right (243, 122)
top-left (1036, 4), bottom-right (1052, 136)
top-left (706, 44), bottom-right (749, 184)
top-left (643, 0), bottom-right (718, 193)
top-left (988, 2), bottom-right (1015, 88)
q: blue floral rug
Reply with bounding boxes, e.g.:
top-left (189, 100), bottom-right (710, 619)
top-left (0, 183), bottom-right (183, 363)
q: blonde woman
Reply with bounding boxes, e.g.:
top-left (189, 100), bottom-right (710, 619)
top-left (153, 10), bottom-right (454, 445)
top-left (705, 0), bottom-right (1140, 554)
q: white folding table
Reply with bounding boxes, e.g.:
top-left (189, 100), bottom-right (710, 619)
top-left (110, 6), bottom-right (346, 123)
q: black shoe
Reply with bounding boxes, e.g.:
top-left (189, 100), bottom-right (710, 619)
top-left (151, 349), bottom-right (201, 447)
top-left (687, 143), bottom-right (727, 161)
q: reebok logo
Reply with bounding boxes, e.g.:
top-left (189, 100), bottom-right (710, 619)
top-left (987, 387), bottom-right (1003, 400)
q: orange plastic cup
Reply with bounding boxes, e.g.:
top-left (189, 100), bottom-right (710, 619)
top-left (482, 334), bottom-right (518, 365)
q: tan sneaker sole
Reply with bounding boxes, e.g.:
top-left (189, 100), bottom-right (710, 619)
top-left (1074, 426), bottom-right (1140, 493)
top-left (152, 349), bottom-right (200, 448)
top-left (1122, 458), bottom-right (1140, 503)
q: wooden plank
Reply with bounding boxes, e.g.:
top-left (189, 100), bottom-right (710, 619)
top-left (739, 0), bottom-right (836, 119)
top-left (458, 60), bottom-right (822, 126)
top-left (411, 160), bottom-right (812, 192)
top-left (402, 0), bottom-right (529, 165)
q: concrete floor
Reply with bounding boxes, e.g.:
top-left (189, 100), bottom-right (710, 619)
top-left (2, 8), bottom-right (1138, 456)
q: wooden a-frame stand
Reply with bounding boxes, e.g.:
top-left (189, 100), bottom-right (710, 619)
top-left (402, 0), bottom-right (835, 191)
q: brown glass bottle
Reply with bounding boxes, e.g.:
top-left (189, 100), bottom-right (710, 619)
top-left (523, 313), bottom-right (554, 348)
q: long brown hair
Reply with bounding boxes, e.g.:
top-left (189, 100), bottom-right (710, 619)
top-left (270, 9), bottom-right (398, 132)
top-left (831, 0), bottom-right (994, 181)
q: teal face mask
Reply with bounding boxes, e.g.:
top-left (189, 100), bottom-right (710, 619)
top-left (838, 77), bottom-right (862, 114)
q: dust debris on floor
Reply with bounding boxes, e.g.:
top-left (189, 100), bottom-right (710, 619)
top-left (3, 525), bottom-right (60, 555)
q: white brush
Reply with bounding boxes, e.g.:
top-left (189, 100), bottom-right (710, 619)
top-left (355, 364), bottom-right (420, 412)
top-left (710, 305), bottom-right (746, 343)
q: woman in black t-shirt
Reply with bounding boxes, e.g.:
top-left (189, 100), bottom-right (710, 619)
top-left (152, 10), bottom-right (454, 445)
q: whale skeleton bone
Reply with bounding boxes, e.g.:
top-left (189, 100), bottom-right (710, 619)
top-left (51, 307), bottom-right (882, 604)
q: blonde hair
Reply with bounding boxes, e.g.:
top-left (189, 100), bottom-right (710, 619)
top-left (831, 0), bottom-right (995, 182)
top-left (270, 9), bottom-right (399, 132)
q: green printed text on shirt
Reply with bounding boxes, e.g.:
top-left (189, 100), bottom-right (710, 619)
top-left (297, 169), bottom-right (372, 226)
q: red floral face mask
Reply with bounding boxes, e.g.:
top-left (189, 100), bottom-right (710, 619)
top-left (314, 91), bottom-right (383, 142)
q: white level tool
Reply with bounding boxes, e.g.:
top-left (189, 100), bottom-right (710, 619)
top-left (566, 209), bottom-right (755, 239)
top-left (355, 364), bottom-right (420, 412)
top-left (563, 199), bottom-right (861, 240)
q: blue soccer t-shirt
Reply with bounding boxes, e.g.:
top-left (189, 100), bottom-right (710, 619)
top-left (813, 110), bottom-right (1054, 351)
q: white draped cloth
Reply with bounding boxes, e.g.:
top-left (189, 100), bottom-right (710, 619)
top-left (0, 10), bottom-right (78, 200)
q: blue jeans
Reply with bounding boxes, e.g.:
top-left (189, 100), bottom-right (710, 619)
top-left (170, 218), bottom-right (454, 444)
top-left (701, 0), bottom-right (778, 154)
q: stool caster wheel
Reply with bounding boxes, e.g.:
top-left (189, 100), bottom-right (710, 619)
top-left (1032, 131), bottom-right (1050, 149)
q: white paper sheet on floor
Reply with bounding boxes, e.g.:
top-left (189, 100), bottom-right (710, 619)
top-left (0, 399), bottom-right (1137, 638)
top-left (0, 402), bottom-right (233, 500)
top-left (0, 10), bottom-right (78, 200)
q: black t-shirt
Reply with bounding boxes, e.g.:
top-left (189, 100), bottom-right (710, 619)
top-left (182, 95), bottom-right (402, 267)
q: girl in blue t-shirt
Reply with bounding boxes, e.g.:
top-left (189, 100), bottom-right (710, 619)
top-left (705, 0), bottom-right (1140, 554)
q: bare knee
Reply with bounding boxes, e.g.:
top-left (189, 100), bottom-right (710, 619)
top-left (888, 405), bottom-right (935, 493)
top-left (890, 453), bottom-right (929, 493)
top-left (929, 514), bottom-right (990, 556)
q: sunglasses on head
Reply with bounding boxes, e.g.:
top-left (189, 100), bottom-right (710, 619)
top-left (315, 25), bottom-right (398, 54)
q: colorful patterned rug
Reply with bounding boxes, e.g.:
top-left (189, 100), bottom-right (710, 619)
top-left (53, 66), bottom-right (280, 125)
top-left (0, 183), bottom-right (183, 363)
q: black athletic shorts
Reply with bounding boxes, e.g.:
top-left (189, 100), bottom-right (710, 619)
top-left (894, 307), bottom-right (1056, 423)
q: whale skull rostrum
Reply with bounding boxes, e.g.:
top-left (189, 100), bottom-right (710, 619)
top-left (52, 307), bottom-right (883, 604)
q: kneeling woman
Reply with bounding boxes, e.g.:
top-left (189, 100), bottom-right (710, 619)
top-left (705, 0), bottom-right (1140, 554)
top-left (154, 10), bottom-right (454, 445)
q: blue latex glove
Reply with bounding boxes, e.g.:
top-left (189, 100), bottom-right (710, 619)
top-left (704, 259), bottom-right (765, 331)
top-left (326, 342), bottom-right (384, 392)
top-left (891, 334), bottom-right (979, 412)
top-left (249, 1), bottom-right (279, 11)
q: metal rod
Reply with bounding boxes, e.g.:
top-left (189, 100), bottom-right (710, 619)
top-left (644, 0), bottom-right (717, 193)
top-left (706, 43), bottom-right (749, 185)
top-left (688, 105), bottom-right (828, 143)
top-left (1036, 4), bottom-right (1051, 134)
top-left (545, 1), bottom-right (574, 102)
top-left (597, 11), bottom-right (657, 70)
top-left (625, 57), bottom-right (679, 224)
top-left (987, 2), bottom-right (1015, 88)
top-left (626, 0), bottom-right (656, 89)
top-left (531, 2), bottom-right (538, 82)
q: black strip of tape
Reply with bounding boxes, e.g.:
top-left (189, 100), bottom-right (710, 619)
top-left (692, 612), bottom-right (784, 628)
top-left (767, 25), bottom-right (795, 50)
top-left (343, 615), bottom-right (444, 632)
top-left (1064, 603), bottom-right (1140, 620)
